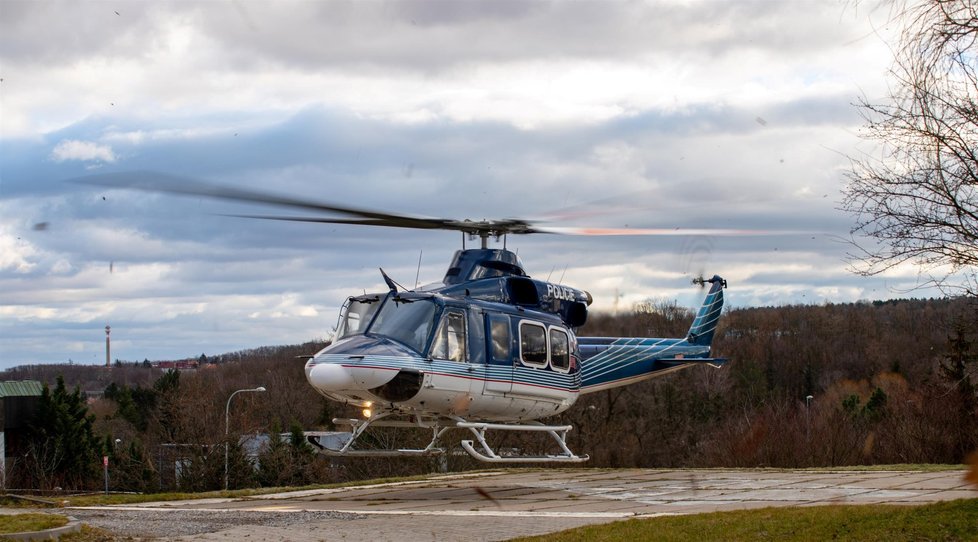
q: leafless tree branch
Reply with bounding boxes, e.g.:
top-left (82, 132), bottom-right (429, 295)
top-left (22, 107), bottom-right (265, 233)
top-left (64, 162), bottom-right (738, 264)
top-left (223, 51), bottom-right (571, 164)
top-left (844, 0), bottom-right (978, 295)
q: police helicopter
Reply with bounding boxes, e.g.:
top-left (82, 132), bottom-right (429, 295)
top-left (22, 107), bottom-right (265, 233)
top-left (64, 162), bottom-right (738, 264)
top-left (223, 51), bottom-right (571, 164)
top-left (80, 172), bottom-right (731, 463)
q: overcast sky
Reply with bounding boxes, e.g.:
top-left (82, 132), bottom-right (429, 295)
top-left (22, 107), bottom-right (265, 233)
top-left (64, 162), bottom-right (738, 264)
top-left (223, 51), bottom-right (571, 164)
top-left (1, 0), bottom-right (928, 367)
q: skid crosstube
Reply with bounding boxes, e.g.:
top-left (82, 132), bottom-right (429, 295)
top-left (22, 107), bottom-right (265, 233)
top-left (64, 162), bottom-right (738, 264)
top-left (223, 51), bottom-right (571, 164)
top-left (304, 413), bottom-right (588, 463)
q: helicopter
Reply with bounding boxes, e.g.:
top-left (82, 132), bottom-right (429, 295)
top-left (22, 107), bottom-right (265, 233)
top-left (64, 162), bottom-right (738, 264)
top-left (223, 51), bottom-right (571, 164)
top-left (79, 172), bottom-right (730, 463)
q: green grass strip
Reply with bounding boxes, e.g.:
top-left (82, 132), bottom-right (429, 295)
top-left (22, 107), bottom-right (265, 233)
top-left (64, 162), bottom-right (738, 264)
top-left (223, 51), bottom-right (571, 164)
top-left (513, 499), bottom-right (978, 542)
top-left (0, 513), bottom-right (69, 534)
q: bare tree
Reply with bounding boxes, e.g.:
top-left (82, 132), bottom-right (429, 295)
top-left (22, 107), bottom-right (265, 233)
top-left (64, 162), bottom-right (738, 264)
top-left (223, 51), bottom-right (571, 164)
top-left (844, 0), bottom-right (978, 294)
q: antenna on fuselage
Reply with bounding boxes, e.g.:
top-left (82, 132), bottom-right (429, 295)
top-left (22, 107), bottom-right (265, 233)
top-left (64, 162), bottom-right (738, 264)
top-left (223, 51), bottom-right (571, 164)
top-left (415, 250), bottom-right (423, 290)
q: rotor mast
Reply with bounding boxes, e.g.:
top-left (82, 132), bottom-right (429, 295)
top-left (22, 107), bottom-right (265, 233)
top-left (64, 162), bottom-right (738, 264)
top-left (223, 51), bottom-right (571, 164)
top-left (459, 219), bottom-right (529, 250)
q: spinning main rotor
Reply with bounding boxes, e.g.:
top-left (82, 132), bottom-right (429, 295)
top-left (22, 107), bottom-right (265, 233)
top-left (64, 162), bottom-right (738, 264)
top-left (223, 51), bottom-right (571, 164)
top-left (75, 170), bottom-right (785, 248)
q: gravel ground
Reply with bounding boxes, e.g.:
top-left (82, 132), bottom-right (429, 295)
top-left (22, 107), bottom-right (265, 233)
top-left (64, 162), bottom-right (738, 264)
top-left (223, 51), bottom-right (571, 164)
top-left (67, 509), bottom-right (363, 538)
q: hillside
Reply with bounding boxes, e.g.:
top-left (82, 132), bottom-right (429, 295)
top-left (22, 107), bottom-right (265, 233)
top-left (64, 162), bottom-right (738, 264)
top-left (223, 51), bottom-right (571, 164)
top-left (5, 298), bottom-right (976, 490)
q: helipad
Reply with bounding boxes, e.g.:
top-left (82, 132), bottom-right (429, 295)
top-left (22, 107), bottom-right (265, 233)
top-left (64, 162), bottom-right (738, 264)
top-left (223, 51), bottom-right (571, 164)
top-left (76, 468), bottom-right (977, 541)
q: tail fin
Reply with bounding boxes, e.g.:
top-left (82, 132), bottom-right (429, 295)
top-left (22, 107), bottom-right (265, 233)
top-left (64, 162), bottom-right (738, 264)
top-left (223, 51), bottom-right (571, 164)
top-left (686, 276), bottom-right (726, 346)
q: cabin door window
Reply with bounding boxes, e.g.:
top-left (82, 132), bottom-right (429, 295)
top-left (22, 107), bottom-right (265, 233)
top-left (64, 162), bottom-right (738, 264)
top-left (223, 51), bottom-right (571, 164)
top-left (484, 314), bottom-right (514, 394)
top-left (430, 309), bottom-right (467, 362)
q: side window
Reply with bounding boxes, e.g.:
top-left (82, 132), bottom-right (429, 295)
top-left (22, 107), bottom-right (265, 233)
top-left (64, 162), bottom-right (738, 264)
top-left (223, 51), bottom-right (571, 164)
top-left (519, 322), bottom-right (547, 367)
top-left (430, 309), bottom-right (467, 362)
top-left (489, 314), bottom-right (511, 361)
top-left (550, 328), bottom-right (570, 371)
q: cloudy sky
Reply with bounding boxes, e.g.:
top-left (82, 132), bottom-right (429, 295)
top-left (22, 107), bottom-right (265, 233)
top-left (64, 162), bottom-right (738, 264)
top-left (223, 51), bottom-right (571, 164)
top-left (1, 0), bottom-right (925, 367)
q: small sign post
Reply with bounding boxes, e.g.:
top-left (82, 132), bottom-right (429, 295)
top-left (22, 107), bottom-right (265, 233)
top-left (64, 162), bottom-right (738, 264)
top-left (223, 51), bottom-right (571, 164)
top-left (103, 455), bottom-right (109, 494)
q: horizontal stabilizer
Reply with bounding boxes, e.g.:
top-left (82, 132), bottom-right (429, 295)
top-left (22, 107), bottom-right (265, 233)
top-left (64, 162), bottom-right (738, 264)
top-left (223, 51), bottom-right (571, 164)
top-left (658, 357), bottom-right (727, 367)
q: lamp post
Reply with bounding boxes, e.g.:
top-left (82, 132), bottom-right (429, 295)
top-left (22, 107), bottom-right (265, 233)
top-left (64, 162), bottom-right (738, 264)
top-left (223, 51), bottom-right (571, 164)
top-left (805, 394), bottom-right (814, 441)
top-left (225, 386), bottom-right (266, 491)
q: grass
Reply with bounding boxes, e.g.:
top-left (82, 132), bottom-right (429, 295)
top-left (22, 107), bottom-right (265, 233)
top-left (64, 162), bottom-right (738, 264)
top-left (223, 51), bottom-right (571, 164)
top-left (60, 525), bottom-right (117, 542)
top-left (0, 512), bottom-right (69, 534)
top-left (511, 499), bottom-right (978, 542)
top-left (792, 463), bottom-right (966, 473)
top-left (539, 464), bottom-right (966, 473)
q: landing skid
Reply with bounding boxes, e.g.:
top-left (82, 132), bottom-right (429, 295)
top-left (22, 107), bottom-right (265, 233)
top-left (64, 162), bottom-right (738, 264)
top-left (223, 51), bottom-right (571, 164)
top-left (305, 412), bottom-right (588, 463)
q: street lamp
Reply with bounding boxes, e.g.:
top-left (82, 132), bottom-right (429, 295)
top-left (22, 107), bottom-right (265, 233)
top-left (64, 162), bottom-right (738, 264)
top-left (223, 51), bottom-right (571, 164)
top-left (805, 394), bottom-right (814, 441)
top-left (225, 386), bottom-right (266, 490)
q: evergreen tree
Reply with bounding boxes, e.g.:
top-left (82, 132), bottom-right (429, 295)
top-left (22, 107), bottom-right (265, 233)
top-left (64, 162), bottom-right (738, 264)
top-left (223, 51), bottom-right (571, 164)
top-left (225, 439), bottom-right (254, 491)
top-left (105, 436), bottom-right (156, 493)
top-left (255, 423), bottom-right (288, 487)
top-left (940, 319), bottom-right (978, 459)
top-left (255, 421), bottom-right (315, 487)
top-left (153, 369), bottom-right (181, 442)
top-left (26, 376), bottom-right (100, 490)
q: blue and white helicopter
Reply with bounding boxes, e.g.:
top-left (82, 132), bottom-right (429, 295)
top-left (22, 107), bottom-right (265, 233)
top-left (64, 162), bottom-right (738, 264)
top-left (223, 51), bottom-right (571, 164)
top-left (81, 173), bottom-right (728, 463)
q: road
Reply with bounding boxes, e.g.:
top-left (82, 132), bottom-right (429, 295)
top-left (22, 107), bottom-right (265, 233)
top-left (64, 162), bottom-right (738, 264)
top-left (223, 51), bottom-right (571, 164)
top-left (70, 468), bottom-right (978, 541)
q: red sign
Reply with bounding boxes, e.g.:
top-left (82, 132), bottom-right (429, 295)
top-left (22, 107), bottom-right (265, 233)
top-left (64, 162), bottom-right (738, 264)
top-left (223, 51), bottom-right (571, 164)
top-left (103, 456), bottom-right (108, 467)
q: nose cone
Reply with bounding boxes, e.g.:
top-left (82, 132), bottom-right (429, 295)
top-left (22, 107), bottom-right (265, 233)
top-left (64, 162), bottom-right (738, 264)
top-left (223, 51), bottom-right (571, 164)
top-left (306, 335), bottom-right (418, 393)
top-left (308, 363), bottom-right (356, 391)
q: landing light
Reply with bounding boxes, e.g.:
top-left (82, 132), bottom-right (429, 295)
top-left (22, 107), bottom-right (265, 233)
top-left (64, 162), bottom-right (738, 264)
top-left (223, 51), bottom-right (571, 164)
top-left (363, 408), bottom-right (372, 418)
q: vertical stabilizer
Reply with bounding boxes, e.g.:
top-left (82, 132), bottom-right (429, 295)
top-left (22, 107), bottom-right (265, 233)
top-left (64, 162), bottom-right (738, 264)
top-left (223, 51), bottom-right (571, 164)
top-left (686, 276), bottom-right (726, 346)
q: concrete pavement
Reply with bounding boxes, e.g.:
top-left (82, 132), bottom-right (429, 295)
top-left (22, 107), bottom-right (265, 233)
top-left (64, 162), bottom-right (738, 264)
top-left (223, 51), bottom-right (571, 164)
top-left (72, 468), bottom-right (978, 541)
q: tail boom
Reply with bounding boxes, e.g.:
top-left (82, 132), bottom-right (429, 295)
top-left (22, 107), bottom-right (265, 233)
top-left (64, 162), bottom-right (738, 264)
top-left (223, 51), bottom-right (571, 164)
top-left (577, 276), bottom-right (727, 394)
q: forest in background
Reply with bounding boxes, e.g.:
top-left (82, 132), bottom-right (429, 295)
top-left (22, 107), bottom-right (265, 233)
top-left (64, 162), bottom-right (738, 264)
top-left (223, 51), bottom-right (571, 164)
top-left (5, 296), bottom-right (977, 492)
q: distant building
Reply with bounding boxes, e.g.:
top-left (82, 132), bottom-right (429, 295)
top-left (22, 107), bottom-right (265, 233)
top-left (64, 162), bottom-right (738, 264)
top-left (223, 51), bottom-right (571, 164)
top-left (150, 360), bottom-right (199, 370)
top-left (0, 381), bottom-right (43, 489)
top-left (239, 432), bottom-right (348, 467)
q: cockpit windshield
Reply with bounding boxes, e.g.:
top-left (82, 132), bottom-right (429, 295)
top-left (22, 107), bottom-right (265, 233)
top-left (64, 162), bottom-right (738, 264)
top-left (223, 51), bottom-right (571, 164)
top-left (367, 295), bottom-right (440, 354)
top-left (335, 295), bottom-right (382, 340)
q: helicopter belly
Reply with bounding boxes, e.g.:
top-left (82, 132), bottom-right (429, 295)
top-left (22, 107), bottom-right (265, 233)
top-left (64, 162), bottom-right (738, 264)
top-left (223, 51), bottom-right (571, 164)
top-left (403, 362), bottom-right (578, 421)
top-left (403, 384), bottom-right (575, 421)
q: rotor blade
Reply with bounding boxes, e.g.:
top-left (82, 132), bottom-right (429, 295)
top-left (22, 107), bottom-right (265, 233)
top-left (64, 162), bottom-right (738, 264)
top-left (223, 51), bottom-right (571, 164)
top-left (71, 170), bottom-right (807, 239)
top-left (535, 226), bottom-right (809, 236)
top-left (220, 214), bottom-right (451, 230)
top-left (72, 170), bottom-right (453, 230)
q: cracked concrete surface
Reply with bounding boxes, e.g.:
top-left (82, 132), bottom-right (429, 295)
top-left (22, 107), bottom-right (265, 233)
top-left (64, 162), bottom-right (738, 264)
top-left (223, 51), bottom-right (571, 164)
top-left (69, 469), bottom-right (978, 541)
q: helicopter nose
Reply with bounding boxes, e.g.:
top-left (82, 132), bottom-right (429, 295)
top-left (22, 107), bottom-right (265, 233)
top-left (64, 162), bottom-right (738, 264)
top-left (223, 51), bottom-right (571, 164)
top-left (307, 361), bottom-right (398, 392)
top-left (308, 363), bottom-right (355, 391)
top-left (306, 335), bottom-right (417, 393)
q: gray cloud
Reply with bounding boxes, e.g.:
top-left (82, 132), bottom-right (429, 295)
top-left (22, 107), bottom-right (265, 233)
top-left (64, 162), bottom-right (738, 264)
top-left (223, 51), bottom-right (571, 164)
top-left (2, 1), bottom-right (872, 71)
top-left (0, 0), bottom-right (935, 367)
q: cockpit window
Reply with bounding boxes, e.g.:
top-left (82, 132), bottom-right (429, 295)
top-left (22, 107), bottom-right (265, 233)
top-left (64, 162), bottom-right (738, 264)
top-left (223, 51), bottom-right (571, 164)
top-left (335, 295), bottom-right (382, 339)
top-left (429, 309), bottom-right (467, 362)
top-left (367, 296), bottom-right (439, 353)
